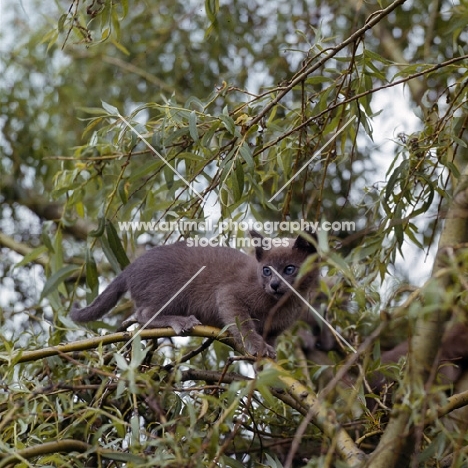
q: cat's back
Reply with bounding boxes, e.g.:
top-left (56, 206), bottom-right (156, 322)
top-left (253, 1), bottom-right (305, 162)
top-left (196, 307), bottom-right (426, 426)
top-left (128, 241), bottom-right (254, 275)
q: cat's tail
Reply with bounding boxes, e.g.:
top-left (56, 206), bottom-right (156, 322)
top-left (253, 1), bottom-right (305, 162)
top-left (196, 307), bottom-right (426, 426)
top-left (70, 274), bottom-right (128, 322)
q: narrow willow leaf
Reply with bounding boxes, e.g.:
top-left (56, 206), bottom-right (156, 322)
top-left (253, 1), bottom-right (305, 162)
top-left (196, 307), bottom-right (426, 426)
top-left (89, 216), bottom-right (106, 238)
top-left (85, 249), bottom-right (99, 302)
top-left (219, 114), bottom-right (237, 136)
top-left (118, 180), bottom-right (128, 204)
top-left (232, 161), bottom-right (244, 202)
top-left (189, 110), bottom-right (199, 142)
top-left (14, 245), bottom-right (48, 269)
top-left (239, 143), bottom-right (254, 169)
top-left (40, 265), bottom-right (80, 300)
top-left (101, 100), bottom-right (119, 115)
top-left (105, 220), bottom-right (130, 269)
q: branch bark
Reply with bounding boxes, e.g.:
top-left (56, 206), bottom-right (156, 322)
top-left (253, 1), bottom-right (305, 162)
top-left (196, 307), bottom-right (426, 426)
top-left (367, 164), bottom-right (468, 467)
top-left (0, 440), bottom-right (90, 467)
top-left (1, 176), bottom-right (92, 240)
top-left (0, 232), bottom-right (49, 267)
top-left (268, 360), bottom-right (366, 467)
top-left (3, 325), bottom-right (235, 364)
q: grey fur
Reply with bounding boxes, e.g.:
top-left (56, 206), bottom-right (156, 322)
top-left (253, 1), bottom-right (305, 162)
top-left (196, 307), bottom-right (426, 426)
top-left (71, 231), bottom-right (318, 358)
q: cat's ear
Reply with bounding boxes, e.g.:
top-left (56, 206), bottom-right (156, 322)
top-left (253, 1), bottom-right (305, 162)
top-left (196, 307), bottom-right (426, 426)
top-left (293, 230), bottom-right (317, 254)
top-left (249, 230), bottom-right (265, 261)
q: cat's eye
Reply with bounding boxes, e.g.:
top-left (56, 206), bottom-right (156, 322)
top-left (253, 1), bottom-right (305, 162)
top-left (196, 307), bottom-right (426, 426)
top-left (284, 265), bottom-right (296, 275)
top-left (263, 266), bottom-right (272, 276)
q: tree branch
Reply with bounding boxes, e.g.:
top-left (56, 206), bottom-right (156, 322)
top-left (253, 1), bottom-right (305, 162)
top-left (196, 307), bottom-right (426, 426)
top-left (0, 232), bottom-right (49, 267)
top-left (1, 176), bottom-right (92, 240)
top-left (367, 164), bottom-right (468, 467)
top-left (267, 360), bottom-right (366, 467)
top-left (3, 326), bottom-right (235, 364)
top-left (0, 440), bottom-right (90, 467)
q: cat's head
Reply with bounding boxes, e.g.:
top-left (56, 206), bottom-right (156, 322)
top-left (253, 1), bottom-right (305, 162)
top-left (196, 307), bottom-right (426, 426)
top-left (250, 230), bottom-right (318, 298)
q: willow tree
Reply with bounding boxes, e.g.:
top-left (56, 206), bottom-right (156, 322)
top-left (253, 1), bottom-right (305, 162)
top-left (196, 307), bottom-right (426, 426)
top-left (1, 0), bottom-right (468, 466)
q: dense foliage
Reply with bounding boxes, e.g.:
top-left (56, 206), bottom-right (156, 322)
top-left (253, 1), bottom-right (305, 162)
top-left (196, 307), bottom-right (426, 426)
top-left (2, 0), bottom-right (468, 466)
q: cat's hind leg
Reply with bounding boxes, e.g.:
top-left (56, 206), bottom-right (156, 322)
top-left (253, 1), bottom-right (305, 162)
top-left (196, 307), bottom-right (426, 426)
top-left (135, 308), bottom-right (201, 335)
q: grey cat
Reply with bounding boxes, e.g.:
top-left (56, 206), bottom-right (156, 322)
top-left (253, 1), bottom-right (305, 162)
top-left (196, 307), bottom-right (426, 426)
top-left (70, 231), bottom-right (319, 357)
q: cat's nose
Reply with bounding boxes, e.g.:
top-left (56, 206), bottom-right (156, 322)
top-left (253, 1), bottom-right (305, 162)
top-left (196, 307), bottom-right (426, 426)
top-left (271, 278), bottom-right (281, 291)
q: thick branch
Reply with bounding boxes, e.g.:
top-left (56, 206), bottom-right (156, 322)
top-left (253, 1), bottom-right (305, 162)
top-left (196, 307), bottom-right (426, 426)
top-left (435, 388), bottom-right (468, 420)
top-left (368, 165), bottom-right (468, 467)
top-left (3, 326), bottom-right (235, 364)
top-left (267, 361), bottom-right (366, 467)
top-left (0, 440), bottom-right (90, 467)
top-left (1, 176), bottom-right (91, 240)
top-left (0, 232), bottom-right (49, 267)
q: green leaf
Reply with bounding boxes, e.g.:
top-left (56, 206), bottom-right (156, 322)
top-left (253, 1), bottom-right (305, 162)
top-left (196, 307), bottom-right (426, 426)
top-left (239, 143), bottom-right (254, 169)
top-left (129, 335), bottom-right (150, 368)
top-left (57, 13), bottom-right (68, 33)
top-left (306, 75), bottom-right (332, 85)
top-left (53, 228), bottom-right (64, 273)
top-left (219, 114), bottom-right (237, 136)
top-left (101, 27), bottom-right (110, 40)
top-left (102, 100), bottom-right (119, 115)
top-left (114, 352), bottom-right (129, 371)
top-left (188, 110), bottom-right (199, 141)
top-left (101, 233), bottom-right (121, 273)
top-left (105, 220), bottom-right (130, 269)
top-left (111, 39), bottom-right (130, 55)
top-left (118, 180), bottom-right (128, 204)
top-left (13, 245), bottom-right (48, 269)
top-left (89, 216), bottom-right (107, 238)
top-left (232, 161), bottom-right (244, 202)
top-left (40, 265), bottom-right (80, 300)
top-left (127, 160), bottom-right (162, 183)
top-left (384, 162), bottom-right (404, 204)
top-left (85, 249), bottom-right (99, 302)
top-left (221, 455), bottom-right (246, 468)
top-left (77, 106), bottom-right (108, 115)
top-left (440, 159), bottom-right (461, 179)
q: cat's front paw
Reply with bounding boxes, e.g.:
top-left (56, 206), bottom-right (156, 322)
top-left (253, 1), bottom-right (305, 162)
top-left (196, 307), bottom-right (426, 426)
top-left (171, 315), bottom-right (202, 335)
top-left (245, 340), bottom-right (277, 359)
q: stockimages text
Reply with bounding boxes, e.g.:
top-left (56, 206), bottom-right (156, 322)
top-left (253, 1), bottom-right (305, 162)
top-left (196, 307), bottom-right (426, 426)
top-left (118, 218), bottom-right (356, 249)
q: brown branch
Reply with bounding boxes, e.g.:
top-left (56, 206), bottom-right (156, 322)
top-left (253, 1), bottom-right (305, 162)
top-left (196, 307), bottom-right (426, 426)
top-left (268, 360), bottom-right (367, 467)
top-left (0, 440), bottom-right (90, 467)
top-left (7, 324), bottom-right (364, 465)
top-left (0, 232), bottom-right (49, 267)
top-left (434, 388), bottom-right (468, 420)
top-left (1, 176), bottom-right (91, 240)
top-left (4, 326), bottom-right (236, 364)
top-left (180, 368), bottom-right (250, 385)
top-left (367, 164), bottom-right (468, 467)
top-left (164, 337), bottom-right (216, 371)
top-left (0, 232), bottom-right (90, 272)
